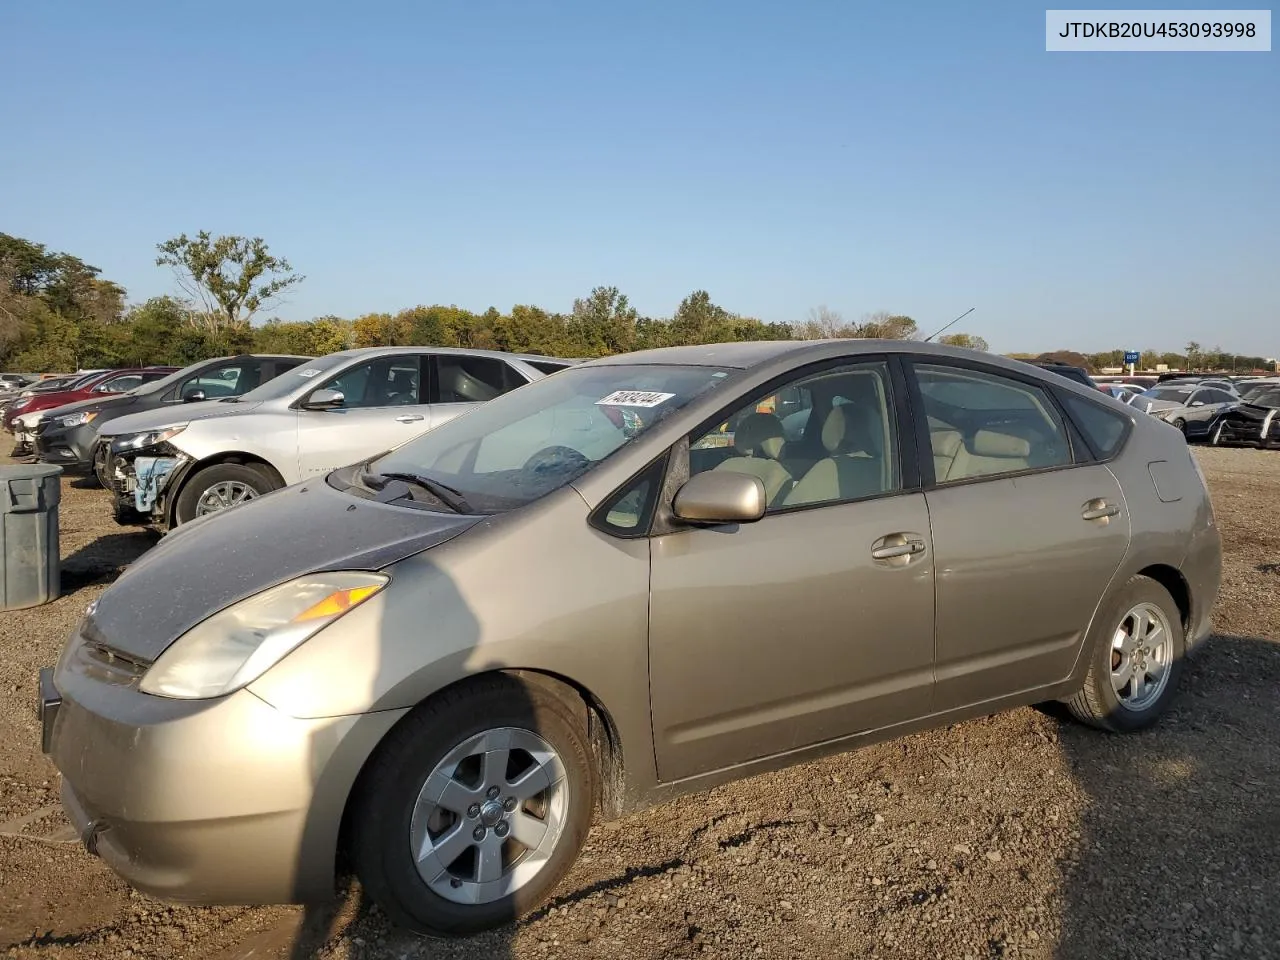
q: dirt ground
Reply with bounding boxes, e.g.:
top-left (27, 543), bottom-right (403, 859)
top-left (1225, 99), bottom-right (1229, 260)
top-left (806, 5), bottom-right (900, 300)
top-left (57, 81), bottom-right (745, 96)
top-left (1, 446), bottom-right (1277, 960)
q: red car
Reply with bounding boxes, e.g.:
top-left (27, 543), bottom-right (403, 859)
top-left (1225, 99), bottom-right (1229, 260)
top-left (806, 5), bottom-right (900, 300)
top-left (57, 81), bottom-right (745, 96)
top-left (5, 367), bottom-right (178, 441)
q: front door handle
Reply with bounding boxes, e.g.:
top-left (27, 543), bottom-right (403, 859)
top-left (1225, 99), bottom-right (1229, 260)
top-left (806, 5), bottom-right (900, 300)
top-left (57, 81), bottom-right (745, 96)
top-left (871, 533), bottom-right (927, 565)
top-left (395, 414), bottom-right (426, 423)
top-left (1082, 499), bottom-right (1120, 521)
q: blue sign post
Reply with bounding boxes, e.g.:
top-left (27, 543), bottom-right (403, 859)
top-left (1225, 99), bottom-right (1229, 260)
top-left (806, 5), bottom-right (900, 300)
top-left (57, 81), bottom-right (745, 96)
top-left (1123, 350), bottom-right (1140, 369)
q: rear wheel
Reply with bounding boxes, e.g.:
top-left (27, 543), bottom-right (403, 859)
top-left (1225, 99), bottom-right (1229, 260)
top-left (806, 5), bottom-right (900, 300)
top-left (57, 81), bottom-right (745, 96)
top-left (1065, 575), bottom-right (1185, 732)
top-left (173, 462), bottom-right (280, 525)
top-left (351, 675), bottom-right (596, 936)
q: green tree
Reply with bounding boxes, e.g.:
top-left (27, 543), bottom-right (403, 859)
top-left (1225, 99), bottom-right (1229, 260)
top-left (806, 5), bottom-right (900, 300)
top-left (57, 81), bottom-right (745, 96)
top-left (938, 332), bottom-right (990, 352)
top-left (569, 286), bottom-right (638, 355)
top-left (156, 232), bottom-right (304, 335)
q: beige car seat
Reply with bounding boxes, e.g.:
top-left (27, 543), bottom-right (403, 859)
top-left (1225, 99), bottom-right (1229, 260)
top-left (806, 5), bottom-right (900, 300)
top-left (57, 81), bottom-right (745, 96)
top-left (784, 405), bottom-right (886, 506)
top-left (713, 412), bottom-right (795, 505)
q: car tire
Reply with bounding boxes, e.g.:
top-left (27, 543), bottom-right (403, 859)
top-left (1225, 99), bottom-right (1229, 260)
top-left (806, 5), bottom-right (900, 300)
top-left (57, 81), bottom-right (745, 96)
top-left (173, 462), bottom-right (281, 525)
top-left (1170, 417), bottom-right (1186, 433)
top-left (350, 674), bottom-right (596, 937)
top-left (1064, 575), bottom-right (1186, 733)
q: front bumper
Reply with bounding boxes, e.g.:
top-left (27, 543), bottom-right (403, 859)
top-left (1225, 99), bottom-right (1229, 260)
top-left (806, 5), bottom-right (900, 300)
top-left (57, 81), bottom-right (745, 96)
top-left (1211, 415), bottom-right (1277, 447)
top-left (42, 636), bottom-right (406, 904)
top-left (103, 442), bottom-right (190, 527)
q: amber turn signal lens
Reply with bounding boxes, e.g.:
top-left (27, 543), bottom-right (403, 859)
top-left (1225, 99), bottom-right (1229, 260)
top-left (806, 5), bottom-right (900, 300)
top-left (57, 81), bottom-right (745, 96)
top-left (292, 584), bottom-right (383, 623)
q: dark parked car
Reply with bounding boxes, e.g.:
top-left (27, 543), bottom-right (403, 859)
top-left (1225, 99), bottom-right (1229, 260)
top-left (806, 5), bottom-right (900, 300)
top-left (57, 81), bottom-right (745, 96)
top-left (33, 354), bottom-right (311, 471)
top-left (1028, 360), bottom-right (1097, 390)
top-left (1207, 388), bottom-right (1280, 448)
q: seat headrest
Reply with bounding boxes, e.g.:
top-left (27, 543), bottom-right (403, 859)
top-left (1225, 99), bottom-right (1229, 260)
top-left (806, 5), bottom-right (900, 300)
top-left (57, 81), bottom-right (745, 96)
top-left (445, 368), bottom-right (499, 402)
top-left (970, 429), bottom-right (1032, 458)
top-left (734, 412), bottom-right (786, 459)
top-left (821, 404), bottom-right (875, 454)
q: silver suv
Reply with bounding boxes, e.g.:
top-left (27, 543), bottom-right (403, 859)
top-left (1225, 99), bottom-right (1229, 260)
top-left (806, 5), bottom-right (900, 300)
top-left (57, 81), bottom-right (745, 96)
top-left (98, 347), bottom-right (577, 527)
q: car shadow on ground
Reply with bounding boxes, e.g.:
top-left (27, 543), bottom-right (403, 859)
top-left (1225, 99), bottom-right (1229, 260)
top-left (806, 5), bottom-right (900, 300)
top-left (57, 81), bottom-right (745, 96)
top-left (58, 532), bottom-right (159, 595)
top-left (1054, 633), bottom-right (1280, 960)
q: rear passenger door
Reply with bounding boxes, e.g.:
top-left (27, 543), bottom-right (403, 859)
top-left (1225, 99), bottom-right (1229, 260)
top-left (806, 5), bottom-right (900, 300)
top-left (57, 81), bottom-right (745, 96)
top-left (908, 361), bottom-right (1131, 710)
top-left (428, 354), bottom-right (532, 428)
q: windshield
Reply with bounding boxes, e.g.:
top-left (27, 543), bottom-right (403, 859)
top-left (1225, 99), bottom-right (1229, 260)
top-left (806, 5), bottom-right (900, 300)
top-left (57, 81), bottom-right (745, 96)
top-left (1247, 389), bottom-right (1280, 409)
top-left (369, 363), bottom-right (734, 513)
top-left (1240, 381), bottom-right (1278, 399)
top-left (1143, 386), bottom-right (1195, 403)
top-left (235, 354), bottom-right (349, 402)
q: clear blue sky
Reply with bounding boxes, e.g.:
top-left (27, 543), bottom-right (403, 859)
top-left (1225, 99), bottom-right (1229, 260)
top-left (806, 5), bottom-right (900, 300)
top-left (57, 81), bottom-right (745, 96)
top-left (1, 0), bottom-right (1275, 354)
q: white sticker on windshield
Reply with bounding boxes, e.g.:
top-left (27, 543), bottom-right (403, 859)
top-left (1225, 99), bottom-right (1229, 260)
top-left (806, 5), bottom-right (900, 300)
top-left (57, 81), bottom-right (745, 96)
top-left (297, 368), bottom-right (323, 378)
top-left (597, 390), bottom-right (675, 408)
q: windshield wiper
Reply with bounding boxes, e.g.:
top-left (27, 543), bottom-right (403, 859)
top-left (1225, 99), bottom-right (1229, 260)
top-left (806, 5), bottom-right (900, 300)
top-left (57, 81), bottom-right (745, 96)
top-left (359, 469), bottom-right (472, 514)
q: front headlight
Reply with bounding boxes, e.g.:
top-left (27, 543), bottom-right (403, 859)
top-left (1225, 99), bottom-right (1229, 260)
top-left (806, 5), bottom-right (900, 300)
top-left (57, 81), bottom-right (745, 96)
top-left (139, 571), bottom-right (389, 699)
top-left (111, 423), bottom-right (188, 451)
top-left (56, 410), bottom-right (98, 428)
top-left (12, 397), bottom-right (30, 410)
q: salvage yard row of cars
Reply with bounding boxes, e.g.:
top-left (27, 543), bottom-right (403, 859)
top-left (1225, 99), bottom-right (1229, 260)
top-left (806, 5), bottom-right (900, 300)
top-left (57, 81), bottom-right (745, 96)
top-left (5, 352), bottom-right (1278, 535)
top-left (31, 338), bottom-right (1225, 937)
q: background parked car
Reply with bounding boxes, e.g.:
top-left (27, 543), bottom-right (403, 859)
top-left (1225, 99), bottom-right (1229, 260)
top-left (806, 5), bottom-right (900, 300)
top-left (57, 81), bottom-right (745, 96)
top-left (32, 354), bottom-right (311, 472)
top-left (1134, 383), bottom-right (1240, 438)
top-left (1097, 383), bottom-right (1144, 405)
top-left (4, 367), bottom-right (178, 451)
top-left (1208, 386), bottom-right (1280, 448)
top-left (1027, 359), bottom-right (1098, 389)
top-left (99, 347), bottom-right (569, 527)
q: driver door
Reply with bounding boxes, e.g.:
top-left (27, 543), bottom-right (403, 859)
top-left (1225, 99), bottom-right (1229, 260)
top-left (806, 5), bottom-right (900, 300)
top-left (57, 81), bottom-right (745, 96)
top-left (648, 359), bottom-right (936, 781)
top-left (296, 355), bottom-right (432, 479)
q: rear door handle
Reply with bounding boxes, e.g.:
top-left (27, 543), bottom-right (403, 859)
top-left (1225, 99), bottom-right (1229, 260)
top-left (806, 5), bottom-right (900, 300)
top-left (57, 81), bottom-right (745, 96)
top-left (395, 414), bottom-right (425, 423)
top-left (1081, 500), bottom-right (1120, 521)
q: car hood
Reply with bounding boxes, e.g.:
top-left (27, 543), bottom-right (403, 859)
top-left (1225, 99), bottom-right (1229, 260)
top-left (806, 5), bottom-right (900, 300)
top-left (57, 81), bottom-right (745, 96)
top-left (100, 400), bottom-right (266, 438)
top-left (85, 478), bottom-right (483, 662)
top-left (41, 392), bottom-right (141, 421)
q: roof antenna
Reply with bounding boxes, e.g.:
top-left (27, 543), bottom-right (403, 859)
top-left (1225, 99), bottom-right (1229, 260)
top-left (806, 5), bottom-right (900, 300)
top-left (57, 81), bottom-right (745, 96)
top-left (923, 306), bottom-right (976, 343)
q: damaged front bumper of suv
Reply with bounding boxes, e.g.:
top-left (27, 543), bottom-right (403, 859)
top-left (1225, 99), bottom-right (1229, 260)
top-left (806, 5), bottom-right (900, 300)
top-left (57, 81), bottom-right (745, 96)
top-left (103, 439), bottom-right (193, 528)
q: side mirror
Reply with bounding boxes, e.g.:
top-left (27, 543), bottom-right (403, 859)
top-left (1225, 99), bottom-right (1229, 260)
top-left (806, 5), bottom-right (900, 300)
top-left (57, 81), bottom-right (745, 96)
top-left (672, 471), bottom-right (767, 525)
top-left (303, 388), bottom-right (344, 410)
top-left (182, 388), bottom-right (206, 403)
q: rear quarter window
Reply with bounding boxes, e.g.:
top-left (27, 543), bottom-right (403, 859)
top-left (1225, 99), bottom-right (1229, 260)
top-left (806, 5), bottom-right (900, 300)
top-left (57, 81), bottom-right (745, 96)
top-left (1060, 392), bottom-right (1131, 460)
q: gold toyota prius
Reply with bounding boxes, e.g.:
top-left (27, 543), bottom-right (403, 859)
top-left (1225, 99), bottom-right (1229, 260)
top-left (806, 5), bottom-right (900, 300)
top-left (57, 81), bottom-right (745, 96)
top-left (39, 340), bottom-right (1221, 936)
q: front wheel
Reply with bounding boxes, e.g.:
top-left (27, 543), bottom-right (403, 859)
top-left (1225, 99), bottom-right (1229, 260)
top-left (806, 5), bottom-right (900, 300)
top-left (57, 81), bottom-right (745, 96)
top-left (1170, 417), bottom-right (1186, 434)
top-left (1064, 575), bottom-right (1185, 733)
top-left (173, 462), bottom-right (281, 525)
top-left (351, 675), bottom-right (596, 936)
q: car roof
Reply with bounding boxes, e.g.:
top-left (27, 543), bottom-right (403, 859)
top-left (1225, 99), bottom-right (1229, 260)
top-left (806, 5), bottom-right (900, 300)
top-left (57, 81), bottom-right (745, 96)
top-left (578, 339), bottom-right (1084, 382)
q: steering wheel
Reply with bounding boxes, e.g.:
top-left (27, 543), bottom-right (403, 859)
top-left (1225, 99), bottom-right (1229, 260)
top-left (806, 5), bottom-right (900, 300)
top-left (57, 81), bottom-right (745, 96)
top-left (521, 445), bottom-right (590, 479)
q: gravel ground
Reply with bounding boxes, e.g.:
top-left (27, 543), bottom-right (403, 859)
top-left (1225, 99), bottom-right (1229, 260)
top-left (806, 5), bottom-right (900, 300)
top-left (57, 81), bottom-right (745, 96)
top-left (1, 446), bottom-right (1277, 960)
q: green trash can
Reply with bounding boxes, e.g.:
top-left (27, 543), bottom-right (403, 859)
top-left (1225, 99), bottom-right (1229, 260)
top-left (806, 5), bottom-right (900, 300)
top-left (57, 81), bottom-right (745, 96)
top-left (1, 463), bottom-right (63, 611)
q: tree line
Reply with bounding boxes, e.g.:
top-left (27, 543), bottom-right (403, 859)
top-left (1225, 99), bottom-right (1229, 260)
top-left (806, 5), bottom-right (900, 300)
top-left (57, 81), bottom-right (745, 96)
top-left (1, 230), bottom-right (1266, 375)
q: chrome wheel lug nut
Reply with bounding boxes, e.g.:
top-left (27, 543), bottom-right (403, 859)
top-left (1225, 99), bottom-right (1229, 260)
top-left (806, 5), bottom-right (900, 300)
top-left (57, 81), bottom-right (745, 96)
top-left (495, 821), bottom-right (509, 838)
top-left (486, 785), bottom-right (501, 800)
top-left (473, 826), bottom-right (487, 842)
top-left (467, 803), bottom-right (481, 819)
top-left (503, 797), bottom-right (517, 812)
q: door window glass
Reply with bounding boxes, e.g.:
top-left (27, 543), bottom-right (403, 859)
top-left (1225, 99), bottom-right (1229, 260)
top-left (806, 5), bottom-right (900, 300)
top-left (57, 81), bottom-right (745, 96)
top-left (435, 356), bottom-right (525, 403)
top-left (917, 364), bottom-right (1071, 483)
top-left (323, 357), bottom-right (422, 409)
top-left (95, 375), bottom-right (143, 393)
top-left (688, 362), bottom-right (898, 510)
top-left (182, 361), bottom-right (264, 399)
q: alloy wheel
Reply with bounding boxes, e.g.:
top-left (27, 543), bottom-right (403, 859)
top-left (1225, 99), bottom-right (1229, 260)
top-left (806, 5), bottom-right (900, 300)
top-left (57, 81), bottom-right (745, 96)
top-left (194, 480), bottom-right (259, 515)
top-left (410, 726), bottom-right (568, 906)
top-left (1109, 602), bottom-right (1174, 712)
